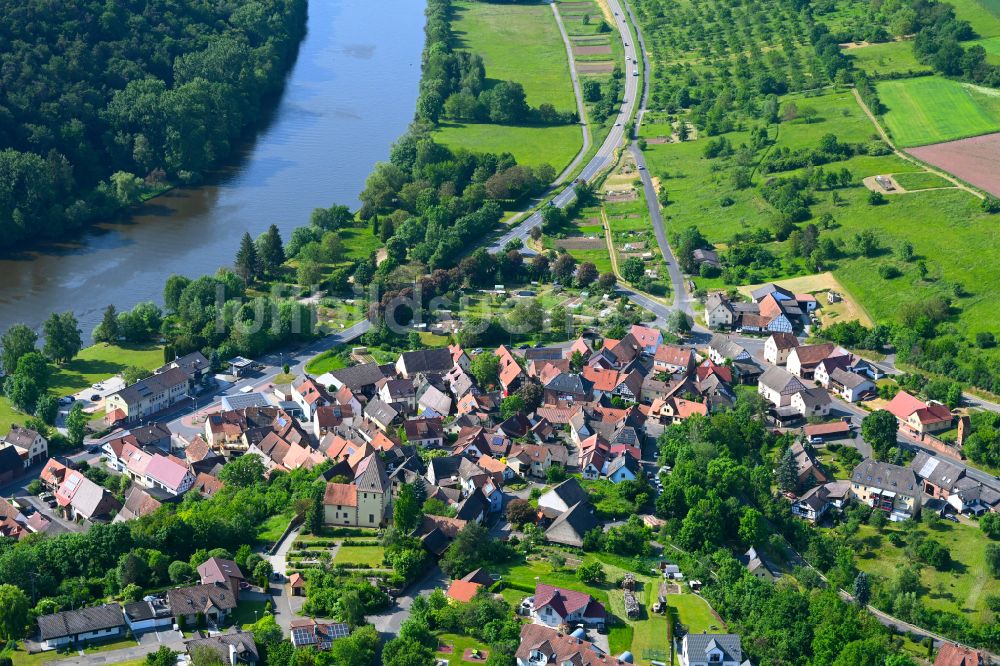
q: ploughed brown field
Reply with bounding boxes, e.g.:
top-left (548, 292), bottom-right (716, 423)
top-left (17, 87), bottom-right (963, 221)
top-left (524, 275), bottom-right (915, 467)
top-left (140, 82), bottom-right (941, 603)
top-left (908, 132), bottom-right (1000, 197)
top-left (573, 44), bottom-right (613, 55)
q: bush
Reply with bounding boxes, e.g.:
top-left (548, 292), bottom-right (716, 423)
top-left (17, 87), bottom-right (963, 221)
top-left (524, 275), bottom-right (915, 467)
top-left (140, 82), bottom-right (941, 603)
top-left (878, 264), bottom-right (901, 279)
top-left (577, 561), bottom-right (607, 585)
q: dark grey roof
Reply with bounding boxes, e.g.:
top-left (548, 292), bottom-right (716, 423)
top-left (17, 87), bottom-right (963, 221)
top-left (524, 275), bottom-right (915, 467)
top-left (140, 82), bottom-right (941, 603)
top-left (851, 459), bottom-right (919, 496)
top-left (759, 366), bottom-right (805, 393)
top-left (545, 372), bottom-right (587, 395)
top-left (398, 348), bottom-right (453, 374)
top-left (330, 363), bottom-right (387, 389)
top-left (167, 584), bottom-right (237, 616)
top-left (607, 454), bottom-right (640, 477)
top-left (428, 455), bottom-right (463, 480)
top-left (187, 630), bottom-right (259, 666)
top-left (354, 454), bottom-right (390, 493)
top-left (129, 422), bottom-right (172, 446)
top-left (751, 283), bottom-right (794, 301)
top-left (123, 601), bottom-right (155, 621)
top-left (112, 367), bottom-right (189, 406)
top-left (684, 633), bottom-right (743, 662)
top-left (364, 398), bottom-right (398, 425)
top-left (456, 490), bottom-right (488, 521)
top-left (829, 368), bottom-right (871, 389)
top-left (158, 351), bottom-right (209, 377)
top-left (709, 334), bottom-right (747, 360)
top-left (549, 478), bottom-right (590, 507)
top-left (38, 603), bottom-right (125, 640)
top-left (545, 501), bottom-right (599, 544)
top-left (525, 347), bottom-right (564, 361)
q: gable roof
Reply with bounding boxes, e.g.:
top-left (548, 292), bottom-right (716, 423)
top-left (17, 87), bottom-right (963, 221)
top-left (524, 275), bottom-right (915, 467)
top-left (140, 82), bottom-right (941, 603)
top-left (851, 459), bottom-right (920, 496)
top-left (354, 453), bottom-right (389, 493)
top-left (759, 366), bottom-right (806, 393)
top-left (398, 348), bottom-right (453, 374)
top-left (768, 332), bottom-right (799, 350)
top-left (111, 367), bottom-right (189, 407)
top-left (516, 624), bottom-right (625, 666)
top-left (323, 482), bottom-right (358, 507)
top-left (545, 501), bottom-right (599, 547)
top-left (330, 363), bottom-right (387, 390)
top-left (791, 343), bottom-right (837, 366)
top-left (534, 583), bottom-right (605, 619)
top-left (37, 603), bottom-right (125, 640)
top-left (684, 633), bottom-right (743, 663)
top-left (198, 557), bottom-right (244, 586)
top-left (934, 642), bottom-right (985, 666)
top-left (167, 584), bottom-right (237, 616)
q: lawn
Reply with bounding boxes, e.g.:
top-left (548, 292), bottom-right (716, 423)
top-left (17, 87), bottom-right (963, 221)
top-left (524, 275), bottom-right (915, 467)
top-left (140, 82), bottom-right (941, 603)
top-left (434, 122), bottom-right (582, 170)
top-left (256, 512), bottom-right (293, 544)
top-left (333, 545), bottom-right (385, 566)
top-left (451, 0), bottom-right (576, 111)
top-left (890, 170), bottom-right (954, 190)
top-left (339, 225), bottom-right (381, 262)
top-left (49, 342), bottom-right (165, 398)
top-left (669, 592), bottom-right (721, 635)
top-left (229, 599), bottom-right (269, 629)
top-left (850, 520), bottom-right (998, 625)
top-left (848, 41), bottom-right (932, 78)
top-left (435, 632), bottom-right (490, 666)
top-left (877, 76), bottom-right (1000, 147)
top-left (497, 552), bottom-right (675, 660)
top-left (304, 348), bottom-right (347, 375)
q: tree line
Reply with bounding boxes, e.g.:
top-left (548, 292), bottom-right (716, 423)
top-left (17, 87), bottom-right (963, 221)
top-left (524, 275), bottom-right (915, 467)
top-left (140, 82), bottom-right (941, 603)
top-left (0, 0), bottom-right (307, 249)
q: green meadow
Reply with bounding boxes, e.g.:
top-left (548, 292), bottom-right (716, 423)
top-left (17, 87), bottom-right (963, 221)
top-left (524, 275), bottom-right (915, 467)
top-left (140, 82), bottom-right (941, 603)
top-left (877, 76), bottom-right (1000, 147)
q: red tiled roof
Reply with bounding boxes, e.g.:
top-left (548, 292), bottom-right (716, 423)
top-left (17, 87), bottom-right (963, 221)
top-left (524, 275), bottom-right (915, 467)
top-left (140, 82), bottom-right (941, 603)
top-left (446, 580), bottom-right (483, 603)
top-left (323, 482), bottom-right (358, 507)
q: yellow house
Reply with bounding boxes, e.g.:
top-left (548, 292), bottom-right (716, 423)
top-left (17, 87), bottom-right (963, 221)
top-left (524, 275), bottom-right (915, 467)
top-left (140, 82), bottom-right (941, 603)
top-left (322, 453), bottom-right (390, 528)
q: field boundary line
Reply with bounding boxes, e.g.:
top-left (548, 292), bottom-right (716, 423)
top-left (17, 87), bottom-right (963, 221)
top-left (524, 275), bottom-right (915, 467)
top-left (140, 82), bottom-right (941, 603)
top-left (850, 87), bottom-right (984, 200)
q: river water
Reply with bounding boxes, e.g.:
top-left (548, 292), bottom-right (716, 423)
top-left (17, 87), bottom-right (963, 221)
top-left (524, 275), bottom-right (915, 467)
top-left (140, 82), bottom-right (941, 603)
top-left (0, 0), bottom-right (425, 339)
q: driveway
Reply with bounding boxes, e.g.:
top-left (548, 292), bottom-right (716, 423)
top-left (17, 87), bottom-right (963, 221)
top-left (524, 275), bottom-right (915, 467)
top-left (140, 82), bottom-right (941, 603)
top-left (369, 566), bottom-right (447, 639)
top-left (49, 630), bottom-right (184, 665)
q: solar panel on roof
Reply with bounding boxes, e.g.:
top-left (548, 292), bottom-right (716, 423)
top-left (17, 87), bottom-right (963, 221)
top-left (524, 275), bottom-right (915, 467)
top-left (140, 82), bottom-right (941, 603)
top-left (328, 623), bottom-right (350, 638)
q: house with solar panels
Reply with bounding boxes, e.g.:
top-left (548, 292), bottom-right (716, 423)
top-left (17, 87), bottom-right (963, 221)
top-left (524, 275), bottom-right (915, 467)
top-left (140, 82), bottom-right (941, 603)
top-left (289, 618), bottom-right (351, 649)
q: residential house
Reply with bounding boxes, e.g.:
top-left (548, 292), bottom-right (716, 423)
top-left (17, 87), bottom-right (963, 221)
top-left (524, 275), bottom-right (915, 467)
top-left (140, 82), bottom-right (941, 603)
top-left (545, 501), bottom-right (599, 549)
top-left (813, 355), bottom-right (854, 388)
top-left (532, 584), bottom-right (606, 628)
top-left (186, 630), bottom-right (259, 665)
top-left (934, 643), bottom-right (985, 666)
top-left (508, 443), bottom-right (568, 479)
top-left (851, 459), bottom-right (922, 520)
top-left (157, 351), bottom-right (211, 386)
top-left (404, 417), bottom-right (445, 447)
top-left (515, 624), bottom-right (625, 666)
top-left (364, 398), bottom-right (399, 431)
top-left (787, 344), bottom-right (838, 379)
top-left (328, 363), bottom-right (388, 397)
top-left (168, 584), bottom-right (237, 626)
top-left (543, 372), bottom-right (590, 404)
top-left (763, 332), bottom-right (799, 366)
top-left (758, 366), bottom-right (807, 408)
top-left (606, 454), bottom-right (640, 483)
top-left (198, 557), bottom-right (245, 599)
top-left (55, 469), bottom-right (121, 522)
top-left (911, 452), bottom-right (1000, 515)
top-left (289, 618), bottom-right (351, 650)
top-left (105, 367), bottom-right (190, 424)
top-left (791, 480), bottom-right (851, 523)
top-left (416, 382), bottom-right (452, 417)
top-left (291, 376), bottom-right (332, 421)
top-left (378, 378), bottom-right (416, 414)
top-left (449, 345), bottom-right (472, 372)
top-left (123, 598), bottom-right (173, 634)
top-left (885, 391), bottom-right (954, 435)
top-left (654, 344), bottom-right (696, 375)
top-left (679, 633), bottom-right (748, 666)
top-left (113, 486), bottom-right (163, 523)
top-left (446, 580), bottom-right (484, 604)
top-left (37, 604), bottom-right (126, 651)
top-left (704, 293), bottom-right (736, 329)
top-left (790, 442), bottom-right (827, 487)
top-left (396, 348), bottom-right (454, 378)
top-left (827, 368), bottom-right (875, 402)
top-left (708, 335), bottom-right (750, 364)
top-left (629, 324), bottom-right (663, 355)
top-left (741, 547), bottom-right (779, 582)
top-left (497, 346), bottom-right (525, 396)
top-left (538, 478), bottom-right (589, 517)
top-left (1, 424), bottom-right (47, 468)
top-left (692, 248), bottom-right (721, 269)
top-left (0, 446), bottom-right (24, 485)
top-left (790, 388), bottom-right (832, 420)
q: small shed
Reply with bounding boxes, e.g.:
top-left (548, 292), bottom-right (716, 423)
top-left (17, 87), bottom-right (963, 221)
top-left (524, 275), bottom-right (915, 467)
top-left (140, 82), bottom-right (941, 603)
top-left (289, 572), bottom-right (306, 596)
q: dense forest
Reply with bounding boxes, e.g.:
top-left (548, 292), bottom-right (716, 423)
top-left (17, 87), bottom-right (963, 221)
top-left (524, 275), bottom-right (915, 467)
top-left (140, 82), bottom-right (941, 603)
top-left (0, 0), bottom-right (307, 248)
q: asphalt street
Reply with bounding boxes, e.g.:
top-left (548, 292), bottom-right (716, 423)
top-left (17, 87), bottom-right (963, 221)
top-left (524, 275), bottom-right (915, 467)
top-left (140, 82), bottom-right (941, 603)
top-left (489, 0), bottom-right (641, 251)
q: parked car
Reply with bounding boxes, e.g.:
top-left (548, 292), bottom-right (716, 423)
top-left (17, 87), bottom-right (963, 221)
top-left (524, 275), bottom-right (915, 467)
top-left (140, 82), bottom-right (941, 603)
top-left (89, 393), bottom-right (100, 401)
top-left (944, 513), bottom-right (960, 523)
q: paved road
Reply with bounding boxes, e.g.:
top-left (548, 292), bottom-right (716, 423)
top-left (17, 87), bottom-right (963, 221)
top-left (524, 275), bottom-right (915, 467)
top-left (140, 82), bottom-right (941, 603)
top-left (490, 0), bottom-right (641, 251)
top-left (551, 2), bottom-right (591, 184)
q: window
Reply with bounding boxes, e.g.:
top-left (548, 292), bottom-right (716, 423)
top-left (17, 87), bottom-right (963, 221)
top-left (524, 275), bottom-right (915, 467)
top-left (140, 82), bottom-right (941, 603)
top-left (369, 514), bottom-right (375, 523)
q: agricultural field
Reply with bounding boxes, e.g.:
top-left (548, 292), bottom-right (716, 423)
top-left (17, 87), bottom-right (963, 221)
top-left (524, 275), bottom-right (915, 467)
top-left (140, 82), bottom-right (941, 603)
top-left (440, 0), bottom-right (581, 172)
top-left (877, 76), bottom-right (1000, 147)
top-left (948, 0), bottom-right (1000, 39)
top-left (889, 170), bottom-right (955, 191)
top-left (434, 122), bottom-right (582, 169)
top-left (637, 81), bottom-right (1000, 337)
top-left (908, 132), bottom-right (1000, 198)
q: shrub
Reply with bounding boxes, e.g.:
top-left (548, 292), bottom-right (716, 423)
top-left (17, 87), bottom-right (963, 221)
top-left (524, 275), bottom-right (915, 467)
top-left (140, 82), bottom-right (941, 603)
top-left (878, 264), bottom-right (901, 279)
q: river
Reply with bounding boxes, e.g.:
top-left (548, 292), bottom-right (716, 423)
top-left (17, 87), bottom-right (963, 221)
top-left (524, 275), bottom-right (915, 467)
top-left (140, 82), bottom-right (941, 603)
top-left (0, 0), bottom-right (425, 339)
